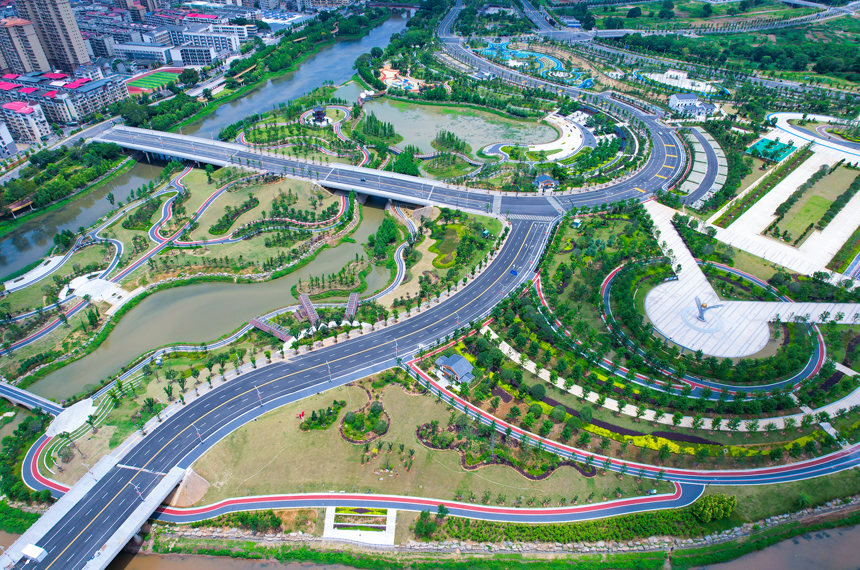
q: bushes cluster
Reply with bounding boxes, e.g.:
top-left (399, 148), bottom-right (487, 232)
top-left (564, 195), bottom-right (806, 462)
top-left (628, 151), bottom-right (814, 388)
top-left (443, 497), bottom-right (732, 543)
top-left (191, 509), bottom-right (281, 532)
top-left (122, 197), bottom-right (163, 231)
top-left (301, 399), bottom-right (346, 431)
top-left (0, 412), bottom-right (53, 504)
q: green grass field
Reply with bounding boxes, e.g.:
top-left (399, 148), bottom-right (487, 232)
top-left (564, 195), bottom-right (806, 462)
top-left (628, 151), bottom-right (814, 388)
top-left (783, 195), bottom-right (831, 240)
top-left (128, 72), bottom-right (180, 90)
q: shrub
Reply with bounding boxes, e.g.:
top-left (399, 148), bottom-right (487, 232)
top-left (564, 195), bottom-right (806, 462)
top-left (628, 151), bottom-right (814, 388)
top-left (344, 412), bottom-right (355, 425)
top-left (567, 416), bottom-right (583, 431)
top-left (528, 404), bottom-right (543, 419)
top-left (691, 494), bottom-right (737, 524)
top-left (550, 405), bottom-right (567, 422)
top-left (373, 419), bottom-right (388, 434)
top-left (530, 383), bottom-right (546, 401)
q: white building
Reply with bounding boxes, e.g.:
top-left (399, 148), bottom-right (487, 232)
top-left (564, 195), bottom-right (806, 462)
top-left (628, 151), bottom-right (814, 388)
top-left (113, 42), bottom-right (172, 63)
top-left (0, 121), bottom-right (16, 158)
top-left (1, 100), bottom-right (51, 141)
top-left (169, 44), bottom-right (218, 67)
top-left (668, 93), bottom-right (716, 118)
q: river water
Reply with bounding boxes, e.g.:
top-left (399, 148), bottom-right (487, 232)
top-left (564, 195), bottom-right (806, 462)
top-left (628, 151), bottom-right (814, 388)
top-left (183, 17), bottom-right (409, 139)
top-left (29, 200), bottom-right (388, 400)
top-left (694, 523), bottom-right (860, 570)
top-left (0, 162), bottom-right (164, 280)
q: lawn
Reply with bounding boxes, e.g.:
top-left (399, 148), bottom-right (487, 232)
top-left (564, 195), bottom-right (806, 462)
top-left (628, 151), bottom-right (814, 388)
top-left (707, 469), bottom-right (860, 522)
top-left (192, 381), bottom-right (672, 507)
top-left (782, 195), bottom-right (831, 242)
top-left (127, 71), bottom-right (181, 90)
top-left (778, 165), bottom-right (856, 243)
top-left (429, 224), bottom-right (464, 266)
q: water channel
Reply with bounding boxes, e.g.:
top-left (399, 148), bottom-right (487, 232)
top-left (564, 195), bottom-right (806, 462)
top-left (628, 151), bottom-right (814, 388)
top-left (29, 200), bottom-right (388, 401)
top-left (0, 162), bottom-right (164, 280)
top-left (11, 13), bottom-right (860, 569)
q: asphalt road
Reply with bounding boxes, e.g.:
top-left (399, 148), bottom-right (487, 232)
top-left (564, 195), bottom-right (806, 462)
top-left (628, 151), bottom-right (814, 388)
top-left (23, 219), bottom-right (554, 570)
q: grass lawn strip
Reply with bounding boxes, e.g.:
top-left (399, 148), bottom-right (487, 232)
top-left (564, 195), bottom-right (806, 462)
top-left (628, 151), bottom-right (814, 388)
top-left (191, 379), bottom-right (672, 507)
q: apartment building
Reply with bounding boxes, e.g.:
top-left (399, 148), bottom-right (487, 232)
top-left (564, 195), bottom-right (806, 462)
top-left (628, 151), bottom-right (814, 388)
top-left (0, 72), bottom-right (129, 125)
top-left (1, 101), bottom-right (51, 141)
top-left (15, 0), bottom-right (91, 73)
top-left (0, 18), bottom-right (49, 75)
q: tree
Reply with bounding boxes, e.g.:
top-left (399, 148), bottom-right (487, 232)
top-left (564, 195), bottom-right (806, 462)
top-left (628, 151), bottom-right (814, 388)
top-left (85, 414), bottom-right (97, 433)
top-left (702, 3), bottom-right (713, 16)
top-left (627, 6), bottom-right (642, 17)
top-left (530, 383), bottom-right (546, 401)
top-left (414, 510), bottom-right (436, 538)
top-left (179, 68), bottom-right (200, 86)
top-left (164, 385), bottom-right (174, 401)
top-left (437, 504), bottom-right (449, 519)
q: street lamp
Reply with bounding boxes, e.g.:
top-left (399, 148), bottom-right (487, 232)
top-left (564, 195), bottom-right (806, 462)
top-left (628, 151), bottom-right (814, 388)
top-left (129, 482), bottom-right (145, 502)
top-left (327, 361), bottom-right (333, 382)
top-left (254, 384), bottom-right (263, 406)
top-left (193, 424), bottom-right (203, 444)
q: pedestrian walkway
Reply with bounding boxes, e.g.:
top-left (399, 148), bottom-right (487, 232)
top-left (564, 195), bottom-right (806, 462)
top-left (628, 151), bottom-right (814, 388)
top-left (484, 326), bottom-right (860, 434)
top-left (709, 148), bottom-right (856, 279)
top-left (644, 201), bottom-right (860, 358)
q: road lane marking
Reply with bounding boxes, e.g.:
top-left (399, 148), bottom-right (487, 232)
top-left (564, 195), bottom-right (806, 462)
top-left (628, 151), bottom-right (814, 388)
top-left (654, 174), bottom-right (667, 179)
top-left (44, 223), bottom-right (541, 569)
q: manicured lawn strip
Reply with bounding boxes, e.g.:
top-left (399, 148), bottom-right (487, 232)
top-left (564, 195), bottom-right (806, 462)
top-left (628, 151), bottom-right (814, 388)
top-left (782, 195), bottom-right (830, 240)
top-left (714, 147), bottom-right (813, 228)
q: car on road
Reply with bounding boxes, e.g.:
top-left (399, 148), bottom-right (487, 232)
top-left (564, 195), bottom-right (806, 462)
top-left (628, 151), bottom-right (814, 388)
top-left (360, 178), bottom-right (366, 181)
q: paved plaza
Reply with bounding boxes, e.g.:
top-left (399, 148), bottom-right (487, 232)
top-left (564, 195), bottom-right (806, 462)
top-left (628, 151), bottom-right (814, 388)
top-left (645, 201), bottom-right (860, 357)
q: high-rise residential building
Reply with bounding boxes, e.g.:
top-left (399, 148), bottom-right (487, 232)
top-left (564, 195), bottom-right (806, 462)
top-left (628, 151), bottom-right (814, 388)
top-left (15, 0), bottom-right (91, 73)
top-left (0, 18), bottom-right (49, 75)
top-left (1, 101), bottom-right (51, 142)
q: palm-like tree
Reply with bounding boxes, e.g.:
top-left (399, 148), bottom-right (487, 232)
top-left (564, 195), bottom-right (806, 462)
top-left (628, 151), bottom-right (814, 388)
top-left (85, 414), bottom-right (98, 433)
top-left (164, 385), bottom-right (174, 401)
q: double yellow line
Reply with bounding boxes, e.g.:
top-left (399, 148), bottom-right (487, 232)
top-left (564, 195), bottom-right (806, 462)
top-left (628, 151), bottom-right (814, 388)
top-left (47, 222), bottom-right (539, 568)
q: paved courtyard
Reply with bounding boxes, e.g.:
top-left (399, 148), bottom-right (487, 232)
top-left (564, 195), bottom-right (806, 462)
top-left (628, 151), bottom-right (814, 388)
top-left (644, 201), bottom-right (860, 358)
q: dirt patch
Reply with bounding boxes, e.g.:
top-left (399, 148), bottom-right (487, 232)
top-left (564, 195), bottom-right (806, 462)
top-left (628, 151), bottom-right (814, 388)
top-left (166, 469), bottom-right (210, 507)
top-left (492, 386), bottom-right (513, 403)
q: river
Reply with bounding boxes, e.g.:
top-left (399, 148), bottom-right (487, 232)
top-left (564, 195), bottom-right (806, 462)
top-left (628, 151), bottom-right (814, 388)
top-left (694, 523), bottom-right (860, 570)
top-left (0, 162), bottom-right (164, 280)
top-left (29, 201), bottom-right (389, 401)
top-left (182, 17), bottom-right (409, 140)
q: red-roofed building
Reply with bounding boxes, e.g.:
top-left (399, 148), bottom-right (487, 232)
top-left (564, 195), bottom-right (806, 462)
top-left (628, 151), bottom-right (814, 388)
top-left (2, 74), bottom-right (18, 80)
top-left (18, 87), bottom-right (37, 94)
top-left (0, 82), bottom-right (21, 91)
top-left (1, 100), bottom-right (50, 141)
top-left (42, 72), bottom-right (68, 80)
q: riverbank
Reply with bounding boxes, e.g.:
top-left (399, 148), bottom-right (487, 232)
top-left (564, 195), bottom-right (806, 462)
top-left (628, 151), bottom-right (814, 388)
top-left (15, 194), bottom-right (360, 400)
top-left (170, 15), bottom-right (391, 136)
top-left (0, 157), bottom-right (137, 247)
top-left (141, 493), bottom-right (860, 570)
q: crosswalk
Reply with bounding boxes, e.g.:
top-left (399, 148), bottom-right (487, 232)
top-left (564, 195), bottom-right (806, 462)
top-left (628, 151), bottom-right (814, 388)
top-left (507, 214), bottom-right (557, 221)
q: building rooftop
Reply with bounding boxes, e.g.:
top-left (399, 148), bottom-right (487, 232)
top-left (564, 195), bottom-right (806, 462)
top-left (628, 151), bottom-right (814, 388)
top-left (0, 17), bottom-right (31, 27)
top-left (2, 101), bottom-right (35, 114)
top-left (435, 354), bottom-right (475, 383)
top-left (672, 93), bottom-right (698, 100)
